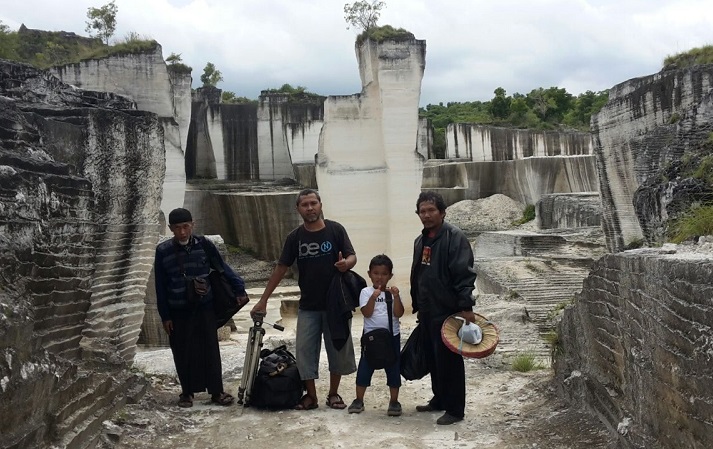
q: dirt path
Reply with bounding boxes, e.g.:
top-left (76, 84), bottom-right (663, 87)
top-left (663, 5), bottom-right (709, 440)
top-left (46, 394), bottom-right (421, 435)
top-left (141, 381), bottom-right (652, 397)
top-left (102, 291), bottom-right (614, 449)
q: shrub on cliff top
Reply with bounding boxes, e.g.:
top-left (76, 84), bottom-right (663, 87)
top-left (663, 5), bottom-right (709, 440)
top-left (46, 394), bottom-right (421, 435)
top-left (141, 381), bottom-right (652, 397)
top-left (356, 25), bottom-right (414, 45)
top-left (663, 45), bottom-right (713, 70)
top-left (668, 205), bottom-right (713, 243)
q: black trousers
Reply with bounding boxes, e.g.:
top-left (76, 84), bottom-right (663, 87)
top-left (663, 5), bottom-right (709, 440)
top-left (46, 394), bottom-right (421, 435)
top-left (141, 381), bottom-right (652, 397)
top-left (424, 315), bottom-right (466, 418)
top-left (169, 304), bottom-right (223, 396)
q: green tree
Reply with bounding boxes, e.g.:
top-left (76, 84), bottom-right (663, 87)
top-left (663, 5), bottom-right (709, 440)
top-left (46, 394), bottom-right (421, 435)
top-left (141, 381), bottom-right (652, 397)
top-left (221, 91), bottom-right (256, 104)
top-left (344, 1), bottom-right (385, 32)
top-left (489, 87), bottom-right (511, 120)
top-left (563, 90), bottom-right (609, 129)
top-left (200, 62), bottom-right (223, 87)
top-left (85, 1), bottom-right (118, 45)
top-left (0, 21), bottom-right (18, 60)
top-left (166, 52), bottom-right (182, 64)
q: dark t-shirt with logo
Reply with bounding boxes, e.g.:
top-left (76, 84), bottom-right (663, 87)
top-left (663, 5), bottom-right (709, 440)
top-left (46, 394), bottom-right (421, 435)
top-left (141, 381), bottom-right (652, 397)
top-left (278, 219), bottom-right (355, 311)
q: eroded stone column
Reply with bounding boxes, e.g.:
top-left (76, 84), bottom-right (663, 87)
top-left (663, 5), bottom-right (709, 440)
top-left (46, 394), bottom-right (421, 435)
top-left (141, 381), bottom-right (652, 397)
top-left (316, 38), bottom-right (426, 294)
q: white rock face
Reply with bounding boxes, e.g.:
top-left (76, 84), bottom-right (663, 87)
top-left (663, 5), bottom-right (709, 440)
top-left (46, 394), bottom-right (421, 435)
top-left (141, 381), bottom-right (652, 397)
top-left (416, 117), bottom-right (432, 160)
top-left (592, 66), bottom-right (713, 251)
top-left (257, 94), bottom-right (324, 180)
top-left (446, 124), bottom-right (593, 161)
top-left (422, 155), bottom-right (599, 206)
top-left (50, 45), bottom-right (190, 232)
top-left (317, 38), bottom-right (426, 293)
top-left (160, 118), bottom-right (185, 225)
top-left (167, 69), bottom-right (192, 152)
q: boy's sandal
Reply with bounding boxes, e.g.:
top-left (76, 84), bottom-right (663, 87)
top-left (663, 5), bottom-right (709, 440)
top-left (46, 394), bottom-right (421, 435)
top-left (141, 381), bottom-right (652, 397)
top-left (326, 393), bottom-right (346, 409)
top-left (294, 394), bottom-right (318, 410)
top-left (211, 392), bottom-right (234, 406)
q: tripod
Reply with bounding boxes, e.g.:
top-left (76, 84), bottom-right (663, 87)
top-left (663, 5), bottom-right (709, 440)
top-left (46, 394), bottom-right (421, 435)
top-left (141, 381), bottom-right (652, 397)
top-left (237, 311), bottom-right (284, 406)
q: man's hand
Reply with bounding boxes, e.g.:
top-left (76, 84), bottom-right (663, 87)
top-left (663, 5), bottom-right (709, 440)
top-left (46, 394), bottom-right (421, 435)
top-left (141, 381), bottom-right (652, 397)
top-left (458, 310), bottom-right (476, 324)
top-left (334, 251), bottom-right (349, 272)
top-left (251, 298), bottom-right (268, 319)
top-left (162, 320), bottom-right (173, 336)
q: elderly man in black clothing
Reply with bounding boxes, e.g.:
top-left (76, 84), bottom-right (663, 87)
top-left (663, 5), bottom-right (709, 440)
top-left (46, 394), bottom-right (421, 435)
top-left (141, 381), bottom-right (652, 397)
top-left (154, 208), bottom-right (247, 408)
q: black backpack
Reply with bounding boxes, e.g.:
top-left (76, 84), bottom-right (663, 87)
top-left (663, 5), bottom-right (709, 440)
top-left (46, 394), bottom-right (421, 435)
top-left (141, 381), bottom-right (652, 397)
top-left (250, 345), bottom-right (304, 409)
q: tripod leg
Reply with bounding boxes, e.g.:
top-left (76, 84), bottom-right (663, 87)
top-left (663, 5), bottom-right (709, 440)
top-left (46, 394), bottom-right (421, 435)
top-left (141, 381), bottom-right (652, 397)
top-left (243, 327), bottom-right (265, 406)
top-left (237, 326), bottom-right (258, 404)
top-left (237, 324), bottom-right (265, 405)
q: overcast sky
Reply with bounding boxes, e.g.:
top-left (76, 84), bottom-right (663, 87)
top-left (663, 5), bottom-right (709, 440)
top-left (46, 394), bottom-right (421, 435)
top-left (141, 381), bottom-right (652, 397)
top-left (2, 0), bottom-right (712, 105)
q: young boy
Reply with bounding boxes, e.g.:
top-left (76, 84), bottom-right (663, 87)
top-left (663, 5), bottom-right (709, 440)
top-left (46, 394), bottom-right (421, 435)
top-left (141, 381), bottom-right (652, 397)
top-left (348, 254), bottom-right (405, 416)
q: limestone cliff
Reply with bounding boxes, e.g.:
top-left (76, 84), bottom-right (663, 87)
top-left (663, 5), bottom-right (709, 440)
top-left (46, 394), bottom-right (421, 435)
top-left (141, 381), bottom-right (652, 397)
top-left (421, 155), bottom-right (599, 206)
top-left (537, 192), bottom-right (602, 229)
top-left (49, 45), bottom-right (189, 229)
top-left (257, 92), bottom-right (325, 180)
top-left (592, 65), bottom-right (713, 251)
top-left (0, 60), bottom-right (163, 448)
top-left (447, 124), bottom-right (593, 161)
top-left (316, 37), bottom-right (426, 289)
top-left (555, 247), bottom-right (713, 448)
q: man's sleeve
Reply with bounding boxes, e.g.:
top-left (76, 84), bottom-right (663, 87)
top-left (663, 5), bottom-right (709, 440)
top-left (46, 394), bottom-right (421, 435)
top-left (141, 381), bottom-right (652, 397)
top-left (203, 238), bottom-right (247, 297)
top-left (448, 231), bottom-right (477, 311)
top-left (335, 222), bottom-right (356, 257)
top-left (154, 248), bottom-right (170, 321)
top-left (277, 229), bottom-right (298, 266)
top-left (221, 262), bottom-right (247, 297)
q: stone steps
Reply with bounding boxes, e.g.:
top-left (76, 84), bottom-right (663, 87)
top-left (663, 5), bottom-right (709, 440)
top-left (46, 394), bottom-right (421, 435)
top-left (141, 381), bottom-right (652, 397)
top-left (52, 371), bottom-right (144, 449)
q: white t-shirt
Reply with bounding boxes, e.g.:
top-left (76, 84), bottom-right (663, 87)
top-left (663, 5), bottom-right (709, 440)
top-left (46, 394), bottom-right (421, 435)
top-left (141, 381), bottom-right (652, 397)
top-left (359, 286), bottom-right (400, 336)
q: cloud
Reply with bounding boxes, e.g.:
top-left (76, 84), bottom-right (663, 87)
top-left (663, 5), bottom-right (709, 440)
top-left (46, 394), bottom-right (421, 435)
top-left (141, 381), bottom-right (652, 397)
top-left (1, 0), bottom-right (713, 105)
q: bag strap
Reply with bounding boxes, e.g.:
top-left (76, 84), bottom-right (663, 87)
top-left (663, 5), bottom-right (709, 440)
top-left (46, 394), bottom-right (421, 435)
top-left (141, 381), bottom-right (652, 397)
top-left (200, 237), bottom-right (225, 273)
top-left (385, 291), bottom-right (394, 335)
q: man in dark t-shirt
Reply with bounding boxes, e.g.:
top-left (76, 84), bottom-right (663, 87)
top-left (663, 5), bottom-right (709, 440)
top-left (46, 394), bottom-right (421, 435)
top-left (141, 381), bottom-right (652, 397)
top-left (252, 189), bottom-right (357, 411)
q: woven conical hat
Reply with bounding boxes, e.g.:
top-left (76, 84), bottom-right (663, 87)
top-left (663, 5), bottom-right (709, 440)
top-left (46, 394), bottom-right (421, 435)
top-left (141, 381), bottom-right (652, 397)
top-left (441, 313), bottom-right (499, 358)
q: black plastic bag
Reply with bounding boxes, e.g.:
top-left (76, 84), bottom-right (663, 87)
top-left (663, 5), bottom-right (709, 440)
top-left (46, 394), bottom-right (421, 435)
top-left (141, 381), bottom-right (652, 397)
top-left (400, 322), bottom-right (429, 380)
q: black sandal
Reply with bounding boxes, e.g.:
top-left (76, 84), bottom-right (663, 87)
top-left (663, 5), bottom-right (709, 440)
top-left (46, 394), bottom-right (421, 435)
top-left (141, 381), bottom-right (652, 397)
top-left (211, 392), bottom-right (234, 406)
top-left (294, 394), bottom-right (318, 410)
top-left (178, 393), bottom-right (193, 408)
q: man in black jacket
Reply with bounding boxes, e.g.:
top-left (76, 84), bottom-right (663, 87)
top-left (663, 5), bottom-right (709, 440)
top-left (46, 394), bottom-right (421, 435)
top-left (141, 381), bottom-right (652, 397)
top-left (409, 191), bottom-right (477, 425)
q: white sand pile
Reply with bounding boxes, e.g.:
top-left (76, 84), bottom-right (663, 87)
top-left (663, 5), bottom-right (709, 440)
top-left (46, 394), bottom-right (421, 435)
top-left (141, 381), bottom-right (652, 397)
top-left (446, 194), bottom-right (526, 235)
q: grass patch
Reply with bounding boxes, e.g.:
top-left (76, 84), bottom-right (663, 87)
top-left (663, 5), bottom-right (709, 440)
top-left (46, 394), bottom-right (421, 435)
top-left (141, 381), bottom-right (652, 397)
top-left (546, 298), bottom-right (575, 321)
top-left (663, 44), bottom-right (713, 70)
top-left (624, 238), bottom-right (645, 250)
top-left (524, 260), bottom-right (545, 273)
top-left (167, 62), bottom-right (192, 75)
top-left (357, 24), bottom-right (414, 45)
top-left (692, 154), bottom-right (713, 185)
top-left (543, 330), bottom-right (563, 363)
top-left (512, 204), bottom-right (536, 226)
top-left (511, 353), bottom-right (544, 372)
top-left (668, 204), bottom-right (713, 243)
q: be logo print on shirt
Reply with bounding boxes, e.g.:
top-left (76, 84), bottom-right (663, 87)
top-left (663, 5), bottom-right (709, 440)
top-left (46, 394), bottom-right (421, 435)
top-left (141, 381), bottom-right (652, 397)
top-left (299, 239), bottom-right (333, 259)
